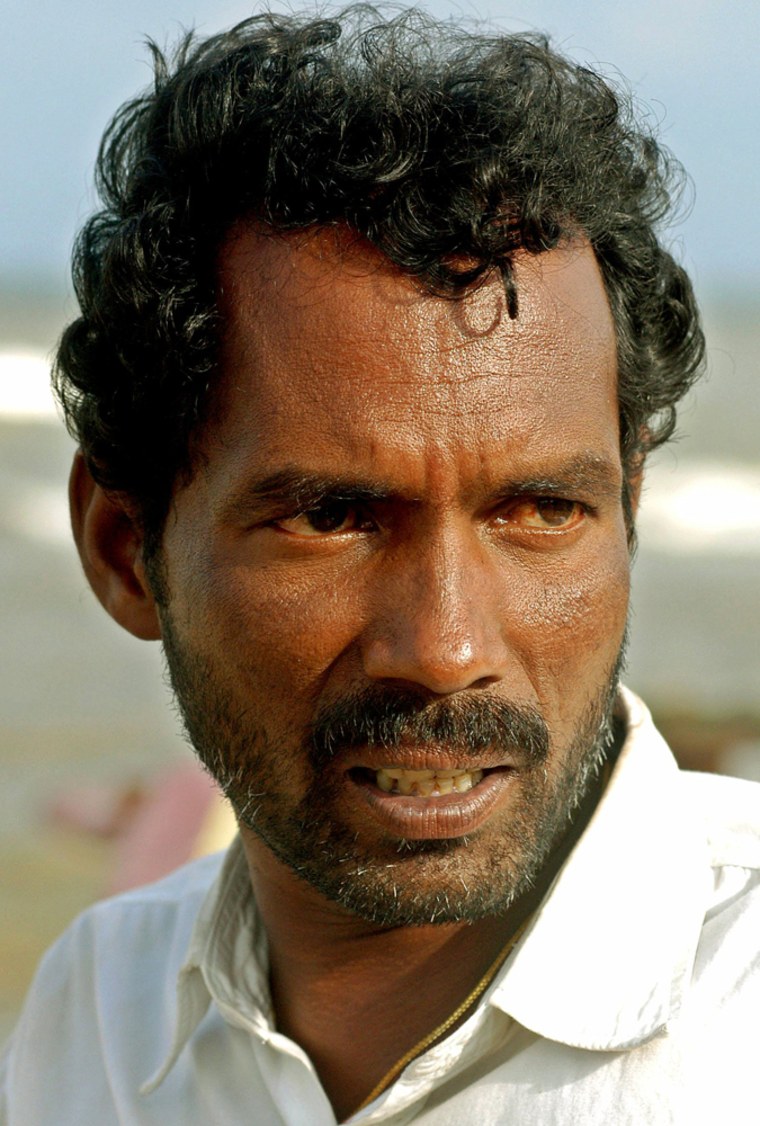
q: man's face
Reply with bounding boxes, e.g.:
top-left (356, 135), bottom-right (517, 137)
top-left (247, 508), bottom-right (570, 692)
top-left (157, 228), bottom-right (631, 925)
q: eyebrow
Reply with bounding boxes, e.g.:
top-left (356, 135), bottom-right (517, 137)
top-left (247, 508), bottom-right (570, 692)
top-left (221, 453), bottom-right (622, 523)
top-left (480, 454), bottom-right (623, 505)
top-left (221, 469), bottom-right (393, 522)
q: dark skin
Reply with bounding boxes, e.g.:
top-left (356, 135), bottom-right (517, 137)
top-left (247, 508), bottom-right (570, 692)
top-left (71, 229), bottom-right (637, 1121)
top-left (255, 765), bottom-right (609, 1118)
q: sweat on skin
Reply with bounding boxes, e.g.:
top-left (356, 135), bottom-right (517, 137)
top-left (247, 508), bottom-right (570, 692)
top-left (71, 226), bottom-right (634, 1120)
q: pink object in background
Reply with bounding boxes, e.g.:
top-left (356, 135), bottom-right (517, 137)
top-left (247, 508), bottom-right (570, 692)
top-left (49, 761), bottom-right (236, 895)
top-left (107, 763), bottom-right (231, 894)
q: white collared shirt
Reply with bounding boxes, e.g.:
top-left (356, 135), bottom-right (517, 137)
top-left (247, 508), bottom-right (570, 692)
top-left (3, 689), bottom-right (760, 1124)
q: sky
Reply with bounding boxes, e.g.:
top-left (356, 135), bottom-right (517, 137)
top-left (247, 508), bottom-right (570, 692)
top-left (1, 0), bottom-right (758, 719)
top-left (1, 0), bottom-right (758, 304)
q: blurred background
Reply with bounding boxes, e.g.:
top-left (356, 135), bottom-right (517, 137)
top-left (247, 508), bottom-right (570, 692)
top-left (2, 0), bottom-right (758, 1037)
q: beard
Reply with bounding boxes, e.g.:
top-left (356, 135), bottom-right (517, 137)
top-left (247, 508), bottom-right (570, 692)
top-left (161, 612), bottom-right (625, 927)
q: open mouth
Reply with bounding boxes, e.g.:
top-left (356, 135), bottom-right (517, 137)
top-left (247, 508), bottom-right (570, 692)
top-left (344, 763), bottom-right (515, 839)
top-left (348, 765), bottom-right (502, 797)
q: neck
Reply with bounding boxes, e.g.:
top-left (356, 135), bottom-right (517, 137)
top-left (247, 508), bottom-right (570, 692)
top-left (237, 765), bottom-right (607, 1121)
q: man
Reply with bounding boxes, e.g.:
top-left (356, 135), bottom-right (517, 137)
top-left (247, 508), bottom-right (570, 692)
top-left (2, 7), bottom-right (758, 1123)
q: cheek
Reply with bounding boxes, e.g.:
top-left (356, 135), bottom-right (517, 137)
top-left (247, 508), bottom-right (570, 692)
top-left (500, 542), bottom-right (631, 715)
top-left (179, 554), bottom-right (366, 711)
top-left (516, 558), bottom-right (629, 637)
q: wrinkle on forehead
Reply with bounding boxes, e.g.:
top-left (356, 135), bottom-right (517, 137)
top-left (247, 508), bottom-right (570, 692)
top-left (217, 226), bottom-right (615, 382)
top-left (220, 220), bottom-right (610, 315)
top-left (208, 224), bottom-right (620, 491)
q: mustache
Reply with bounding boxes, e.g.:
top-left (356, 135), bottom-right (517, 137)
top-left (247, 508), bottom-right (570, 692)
top-left (309, 686), bottom-right (550, 769)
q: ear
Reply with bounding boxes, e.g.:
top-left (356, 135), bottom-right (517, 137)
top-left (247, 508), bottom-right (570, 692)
top-left (69, 451), bottom-right (162, 641)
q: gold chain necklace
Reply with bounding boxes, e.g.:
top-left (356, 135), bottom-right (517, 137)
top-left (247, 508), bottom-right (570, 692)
top-left (351, 757), bottom-right (614, 1115)
top-left (352, 911), bottom-right (533, 1115)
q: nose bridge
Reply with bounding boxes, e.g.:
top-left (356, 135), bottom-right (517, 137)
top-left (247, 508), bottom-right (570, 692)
top-left (361, 516), bottom-right (509, 694)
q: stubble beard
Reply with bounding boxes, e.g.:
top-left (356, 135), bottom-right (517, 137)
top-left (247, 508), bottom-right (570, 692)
top-left (161, 610), bottom-right (624, 927)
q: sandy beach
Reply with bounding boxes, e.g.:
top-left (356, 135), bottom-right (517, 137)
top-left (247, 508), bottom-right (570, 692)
top-left (2, 295), bottom-right (759, 1041)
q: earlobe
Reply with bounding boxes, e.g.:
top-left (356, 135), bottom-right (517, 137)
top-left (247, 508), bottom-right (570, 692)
top-left (69, 452), bottom-right (162, 641)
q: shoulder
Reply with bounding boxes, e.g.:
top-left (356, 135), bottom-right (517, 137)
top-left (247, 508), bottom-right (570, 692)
top-left (1, 851), bottom-right (226, 1123)
top-left (14, 846), bottom-right (225, 1001)
top-left (666, 773), bottom-right (760, 1112)
top-left (45, 848), bottom-right (226, 967)
top-left (35, 848), bottom-right (226, 999)
top-left (678, 769), bottom-right (760, 871)
top-left (676, 772), bottom-right (760, 1018)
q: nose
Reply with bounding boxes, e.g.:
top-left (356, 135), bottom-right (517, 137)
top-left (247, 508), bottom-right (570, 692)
top-left (360, 522), bottom-right (511, 695)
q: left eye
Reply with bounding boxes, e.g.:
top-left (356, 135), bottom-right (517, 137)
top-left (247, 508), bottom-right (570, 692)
top-left (276, 501), bottom-right (373, 536)
top-left (499, 497), bottom-right (585, 529)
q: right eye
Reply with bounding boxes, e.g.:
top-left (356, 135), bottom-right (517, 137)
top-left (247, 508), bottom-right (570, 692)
top-left (274, 501), bottom-right (375, 537)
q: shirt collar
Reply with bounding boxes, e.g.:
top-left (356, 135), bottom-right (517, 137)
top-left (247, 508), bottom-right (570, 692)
top-left (141, 837), bottom-right (270, 1094)
top-left (488, 687), bottom-right (712, 1050)
top-left (144, 687), bottom-right (712, 1093)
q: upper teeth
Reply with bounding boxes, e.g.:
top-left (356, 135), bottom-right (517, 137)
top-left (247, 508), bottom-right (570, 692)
top-left (375, 767), bottom-right (484, 796)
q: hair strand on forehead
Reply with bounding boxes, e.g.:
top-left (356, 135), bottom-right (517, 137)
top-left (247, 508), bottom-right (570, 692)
top-left (53, 3), bottom-right (705, 550)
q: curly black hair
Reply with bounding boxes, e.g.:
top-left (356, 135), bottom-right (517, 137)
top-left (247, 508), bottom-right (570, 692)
top-left (54, 5), bottom-right (704, 549)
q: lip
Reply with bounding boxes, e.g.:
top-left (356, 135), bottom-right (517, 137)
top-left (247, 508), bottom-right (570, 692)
top-left (345, 764), bottom-right (516, 839)
top-left (342, 745), bottom-right (517, 774)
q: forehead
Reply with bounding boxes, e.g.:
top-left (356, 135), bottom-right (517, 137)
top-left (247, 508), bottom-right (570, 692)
top-left (211, 226), bottom-right (619, 490)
